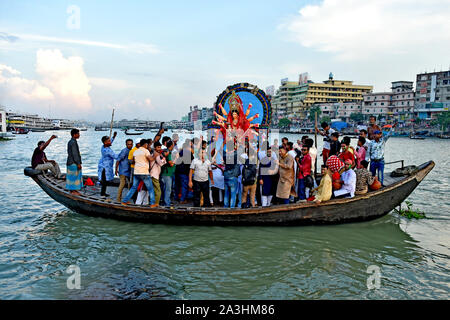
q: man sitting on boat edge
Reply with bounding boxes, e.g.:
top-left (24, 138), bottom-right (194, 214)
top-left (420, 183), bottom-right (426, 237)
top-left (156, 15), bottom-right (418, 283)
top-left (31, 134), bottom-right (61, 179)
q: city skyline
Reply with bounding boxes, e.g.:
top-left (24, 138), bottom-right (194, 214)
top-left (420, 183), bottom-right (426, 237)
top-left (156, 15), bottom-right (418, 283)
top-left (1, 0), bottom-right (449, 121)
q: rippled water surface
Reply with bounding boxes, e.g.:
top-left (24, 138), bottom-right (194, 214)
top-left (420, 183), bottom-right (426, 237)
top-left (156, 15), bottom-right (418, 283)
top-left (0, 130), bottom-right (449, 299)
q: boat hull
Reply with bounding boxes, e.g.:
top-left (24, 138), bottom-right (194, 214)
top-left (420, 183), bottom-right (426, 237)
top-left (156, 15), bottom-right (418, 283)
top-left (28, 161), bottom-right (434, 226)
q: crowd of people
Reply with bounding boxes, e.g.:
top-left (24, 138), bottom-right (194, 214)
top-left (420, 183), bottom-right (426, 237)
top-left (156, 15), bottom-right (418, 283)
top-left (30, 115), bottom-right (397, 209)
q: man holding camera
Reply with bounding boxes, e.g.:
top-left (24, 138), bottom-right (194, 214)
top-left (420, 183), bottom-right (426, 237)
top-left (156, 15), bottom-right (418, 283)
top-left (149, 141), bottom-right (167, 206)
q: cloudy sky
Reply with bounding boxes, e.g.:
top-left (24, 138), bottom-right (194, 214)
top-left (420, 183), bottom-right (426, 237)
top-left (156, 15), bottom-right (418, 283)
top-left (1, 0), bottom-right (449, 122)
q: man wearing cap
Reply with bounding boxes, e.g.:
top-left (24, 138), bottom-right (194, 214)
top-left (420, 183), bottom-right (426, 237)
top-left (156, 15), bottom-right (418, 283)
top-left (115, 139), bottom-right (134, 202)
top-left (365, 122), bottom-right (397, 185)
top-left (333, 159), bottom-right (356, 198)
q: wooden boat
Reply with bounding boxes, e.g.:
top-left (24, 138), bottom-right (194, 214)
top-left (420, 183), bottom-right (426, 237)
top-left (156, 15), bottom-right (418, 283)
top-left (409, 135), bottom-right (425, 140)
top-left (23, 161), bottom-right (434, 226)
top-left (124, 129), bottom-right (144, 135)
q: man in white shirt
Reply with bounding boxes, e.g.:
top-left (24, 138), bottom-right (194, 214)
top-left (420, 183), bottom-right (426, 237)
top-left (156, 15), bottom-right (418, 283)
top-left (359, 129), bottom-right (371, 150)
top-left (189, 149), bottom-right (214, 207)
top-left (316, 122), bottom-right (335, 165)
top-left (121, 139), bottom-right (157, 207)
top-left (333, 159), bottom-right (356, 198)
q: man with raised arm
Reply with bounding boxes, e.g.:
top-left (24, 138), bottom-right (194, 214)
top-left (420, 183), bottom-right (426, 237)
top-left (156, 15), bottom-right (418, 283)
top-left (31, 135), bottom-right (61, 178)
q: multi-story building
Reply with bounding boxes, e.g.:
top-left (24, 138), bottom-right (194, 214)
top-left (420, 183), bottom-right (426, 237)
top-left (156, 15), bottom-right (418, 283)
top-left (271, 79), bottom-right (309, 123)
top-left (363, 81), bottom-right (415, 121)
top-left (318, 102), bottom-right (363, 121)
top-left (185, 106), bottom-right (213, 123)
top-left (200, 107), bottom-right (213, 121)
top-left (189, 105), bottom-right (199, 122)
top-left (271, 73), bottom-right (372, 124)
top-left (414, 70), bottom-right (450, 120)
top-left (390, 81), bottom-right (415, 120)
top-left (303, 73), bottom-right (373, 107)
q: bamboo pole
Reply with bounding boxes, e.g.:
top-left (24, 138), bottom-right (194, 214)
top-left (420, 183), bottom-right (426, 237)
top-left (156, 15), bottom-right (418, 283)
top-left (109, 108), bottom-right (115, 138)
top-left (314, 111), bottom-right (318, 177)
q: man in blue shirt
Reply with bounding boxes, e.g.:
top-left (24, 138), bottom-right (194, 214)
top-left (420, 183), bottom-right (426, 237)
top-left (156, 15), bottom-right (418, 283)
top-left (98, 132), bottom-right (118, 197)
top-left (115, 138), bottom-right (133, 202)
top-left (365, 122), bottom-right (397, 185)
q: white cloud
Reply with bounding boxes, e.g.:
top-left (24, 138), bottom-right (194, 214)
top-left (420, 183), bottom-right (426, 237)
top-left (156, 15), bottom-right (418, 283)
top-left (0, 64), bottom-right (54, 101)
top-left (36, 49), bottom-right (92, 112)
top-left (0, 50), bottom-right (92, 116)
top-left (284, 0), bottom-right (450, 61)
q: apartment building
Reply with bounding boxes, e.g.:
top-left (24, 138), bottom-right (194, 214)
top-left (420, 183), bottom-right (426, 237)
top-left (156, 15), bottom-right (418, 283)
top-left (363, 81), bottom-right (415, 121)
top-left (415, 70), bottom-right (450, 120)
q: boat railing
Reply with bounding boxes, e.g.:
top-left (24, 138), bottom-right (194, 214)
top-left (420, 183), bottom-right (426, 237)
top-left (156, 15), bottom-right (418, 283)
top-left (384, 160), bottom-right (404, 168)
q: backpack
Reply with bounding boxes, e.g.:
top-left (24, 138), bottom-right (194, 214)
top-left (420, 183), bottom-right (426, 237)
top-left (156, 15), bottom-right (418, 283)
top-left (242, 164), bottom-right (257, 186)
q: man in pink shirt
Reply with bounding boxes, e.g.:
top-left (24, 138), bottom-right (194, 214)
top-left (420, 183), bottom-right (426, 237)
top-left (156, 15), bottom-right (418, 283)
top-left (149, 141), bottom-right (166, 206)
top-left (355, 137), bottom-right (366, 169)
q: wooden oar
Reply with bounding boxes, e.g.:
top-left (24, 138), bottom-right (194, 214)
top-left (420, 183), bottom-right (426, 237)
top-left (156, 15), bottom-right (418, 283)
top-left (314, 111), bottom-right (318, 177)
top-left (109, 108), bottom-right (115, 138)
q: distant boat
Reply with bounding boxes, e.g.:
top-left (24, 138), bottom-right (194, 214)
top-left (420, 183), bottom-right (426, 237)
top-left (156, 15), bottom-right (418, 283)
top-left (79, 127), bottom-right (88, 131)
top-left (410, 124), bottom-right (425, 140)
top-left (124, 129), bottom-right (143, 135)
top-left (94, 126), bottom-right (108, 131)
top-left (8, 127), bottom-right (29, 134)
top-left (15, 128), bottom-right (30, 134)
top-left (31, 128), bottom-right (46, 132)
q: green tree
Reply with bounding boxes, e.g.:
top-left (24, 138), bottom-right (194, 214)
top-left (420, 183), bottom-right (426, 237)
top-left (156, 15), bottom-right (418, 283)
top-left (321, 116), bottom-right (331, 124)
top-left (309, 106), bottom-right (322, 122)
top-left (436, 111), bottom-right (450, 132)
top-left (279, 118), bottom-right (292, 128)
top-left (350, 112), bottom-right (364, 123)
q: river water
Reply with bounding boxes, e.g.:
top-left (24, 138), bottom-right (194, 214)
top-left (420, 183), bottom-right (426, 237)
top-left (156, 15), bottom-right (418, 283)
top-left (0, 129), bottom-right (448, 299)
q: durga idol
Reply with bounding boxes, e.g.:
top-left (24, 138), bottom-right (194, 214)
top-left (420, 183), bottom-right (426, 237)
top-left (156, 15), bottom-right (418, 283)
top-left (212, 91), bottom-right (259, 139)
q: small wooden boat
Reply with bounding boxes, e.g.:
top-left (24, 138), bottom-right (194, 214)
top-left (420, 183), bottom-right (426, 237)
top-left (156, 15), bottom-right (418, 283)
top-left (24, 161), bottom-right (434, 226)
top-left (94, 127), bottom-right (108, 131)
top-left (409, 135), bottom-right (425, 140)
top-left (14, 128), bottom-right (30, 134)
top-left (124, 129), bottom-right (144, 136)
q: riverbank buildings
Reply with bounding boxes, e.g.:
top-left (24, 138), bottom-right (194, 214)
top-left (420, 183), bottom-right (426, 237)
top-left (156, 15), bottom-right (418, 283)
top-left (414, 70), bottom-right (450, 120)
top-left (271, 73), bottom-right (372, 124)
top-left (362, 81), bottom-right (415, 123)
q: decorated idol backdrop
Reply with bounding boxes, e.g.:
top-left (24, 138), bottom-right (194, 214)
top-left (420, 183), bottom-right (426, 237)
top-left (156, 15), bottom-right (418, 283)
top-left (207, 83), bottom-right (271, 163)
top-left (213, 83), bottom-right (271, 129)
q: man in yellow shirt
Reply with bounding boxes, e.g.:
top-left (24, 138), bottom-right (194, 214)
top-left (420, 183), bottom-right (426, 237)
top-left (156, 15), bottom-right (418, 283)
top-left (311, 165), bottom-right (332, 204)
top-left (128, 138), bottom-right (140, 184)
